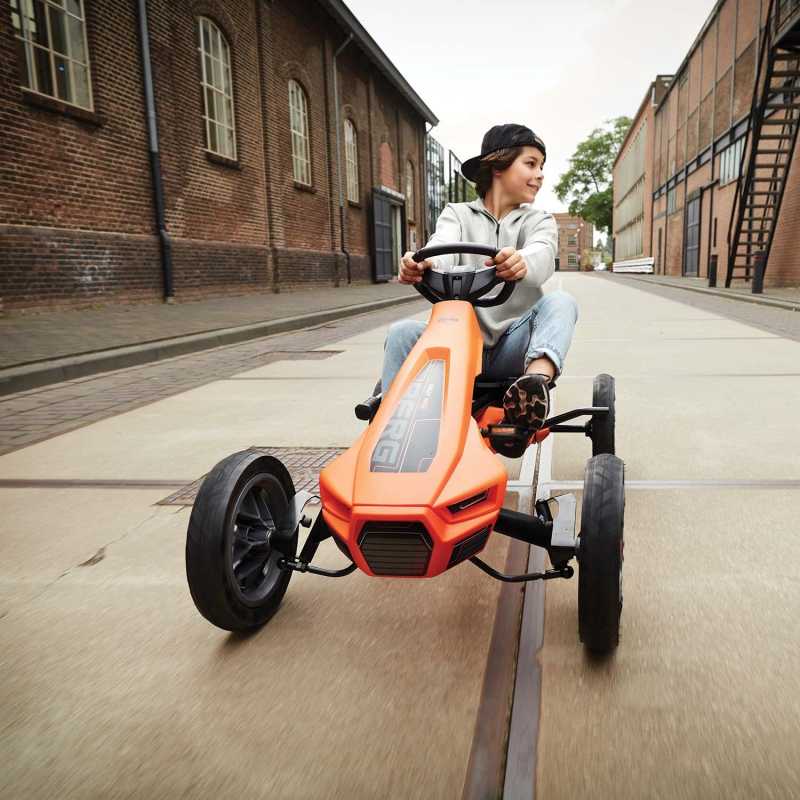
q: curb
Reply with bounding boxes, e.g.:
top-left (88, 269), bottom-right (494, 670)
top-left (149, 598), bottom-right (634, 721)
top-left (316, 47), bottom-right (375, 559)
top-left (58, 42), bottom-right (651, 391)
top-left (613, 273), bottom-right (800, 312)
top-left (0, 294), bottom-right (423, 397)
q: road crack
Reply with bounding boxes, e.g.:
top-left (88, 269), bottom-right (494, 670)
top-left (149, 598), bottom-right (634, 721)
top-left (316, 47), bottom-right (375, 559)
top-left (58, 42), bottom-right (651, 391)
top-left (0, 506), bottom-right (165, 624)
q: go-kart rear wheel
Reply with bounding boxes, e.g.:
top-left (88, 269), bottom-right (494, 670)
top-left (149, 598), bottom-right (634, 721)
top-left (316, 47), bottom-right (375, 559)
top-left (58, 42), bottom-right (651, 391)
top-left (591, 373), bottom-right (615, 456)
top-left (185, 451), bottom-right (298, 632)
top-left (578, 453), bottom-right (624, 653)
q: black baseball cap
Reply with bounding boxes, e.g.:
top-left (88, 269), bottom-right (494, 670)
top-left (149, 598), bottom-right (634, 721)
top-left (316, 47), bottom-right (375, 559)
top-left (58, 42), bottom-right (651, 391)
top-left (460, 124), bottom-right (546, 183)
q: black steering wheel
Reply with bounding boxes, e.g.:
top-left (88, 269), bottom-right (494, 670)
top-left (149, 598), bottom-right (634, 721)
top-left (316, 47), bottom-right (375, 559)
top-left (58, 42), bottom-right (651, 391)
top-left (411, 243), bottom-right (516, 307)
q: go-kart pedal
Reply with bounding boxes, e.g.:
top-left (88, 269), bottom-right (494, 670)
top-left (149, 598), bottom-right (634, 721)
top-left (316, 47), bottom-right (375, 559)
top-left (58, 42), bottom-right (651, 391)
top-left (486, 421), bottom-right (540, 458)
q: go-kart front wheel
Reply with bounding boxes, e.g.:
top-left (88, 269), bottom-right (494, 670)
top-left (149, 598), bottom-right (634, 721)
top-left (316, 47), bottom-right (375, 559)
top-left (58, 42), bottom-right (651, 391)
top-left (185, 451), bottom-right (298, 632)
top-left (577, 453), bottom-right (625, 653)
top-left (591, 374), bottom-right (615, 456)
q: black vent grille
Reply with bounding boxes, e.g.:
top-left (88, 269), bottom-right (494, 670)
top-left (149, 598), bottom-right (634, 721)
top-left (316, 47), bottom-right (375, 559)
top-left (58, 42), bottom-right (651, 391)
top-left (448, 526), bottom-right (491, 568)
top-left (358, 521), bottom-right (432, 576)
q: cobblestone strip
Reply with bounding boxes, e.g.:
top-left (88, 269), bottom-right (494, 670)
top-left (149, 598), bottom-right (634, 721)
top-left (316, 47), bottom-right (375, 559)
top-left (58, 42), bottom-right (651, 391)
top-left (0, 302), bottom-right (425, 456)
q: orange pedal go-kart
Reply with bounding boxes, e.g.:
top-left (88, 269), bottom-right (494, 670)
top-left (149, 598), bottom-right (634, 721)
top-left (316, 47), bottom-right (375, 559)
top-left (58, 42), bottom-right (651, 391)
top-left (185, 244), bottom-right (625, 653)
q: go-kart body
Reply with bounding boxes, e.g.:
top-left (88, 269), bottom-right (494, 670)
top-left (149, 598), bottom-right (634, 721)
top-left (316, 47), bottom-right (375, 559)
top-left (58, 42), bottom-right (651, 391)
top-left (185, 243), bottom-right (626, 653)
top-left (320, 298), bottom-right (507, 578)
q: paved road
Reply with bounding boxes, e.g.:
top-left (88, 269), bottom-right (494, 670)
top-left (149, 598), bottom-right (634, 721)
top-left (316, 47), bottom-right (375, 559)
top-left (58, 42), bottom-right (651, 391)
top-left (534, 274), bottom-right (800, 799)
top-left (0, 299), bottom-right (522, 800)
top-left (1, 273), bottom-right (799, 798)
top-left (0, 302), bottom-right (426, 457)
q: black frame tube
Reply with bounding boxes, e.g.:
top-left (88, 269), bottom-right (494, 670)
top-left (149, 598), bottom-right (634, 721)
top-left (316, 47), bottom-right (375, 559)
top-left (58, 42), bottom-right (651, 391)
top-left (469, 556), bottom-right (573, 583)
top-left (548, 424), bottom-right (589, 433)
top-left (493, 507), bottom-right (553, 549)
top-left (544, 406), bottom-right (608, 427)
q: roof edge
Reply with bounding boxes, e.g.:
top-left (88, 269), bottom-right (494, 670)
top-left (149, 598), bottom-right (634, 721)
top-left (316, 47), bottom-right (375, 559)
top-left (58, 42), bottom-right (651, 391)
top-left (317, 0), bottom-right (439, 125)
top-left (613, 76), bottom-right (673, 169)
top-left (654, 0), bottom-right (727, 115)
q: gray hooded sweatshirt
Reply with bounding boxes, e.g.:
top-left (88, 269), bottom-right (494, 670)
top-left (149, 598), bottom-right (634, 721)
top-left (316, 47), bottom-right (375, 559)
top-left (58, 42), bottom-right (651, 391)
top-left (423, 197), bottom-right (558, 347)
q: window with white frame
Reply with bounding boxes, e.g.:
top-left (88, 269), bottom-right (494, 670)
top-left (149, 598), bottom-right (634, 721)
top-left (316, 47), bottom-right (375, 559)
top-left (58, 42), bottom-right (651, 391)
top-left (719, 137), bottom-right (745, 186)
top-left (198, 17), bottom-right (236, 160)
top-left (567, 253), bottom-right (578, 266)
top-left (405, 160), bottom-right (415, 220)
top-left (10, 0), bottom-right (93, 109)
top-left (344, 119), bottom-right (358, 202)
top-left (289, 80), bottom-right (311, 185)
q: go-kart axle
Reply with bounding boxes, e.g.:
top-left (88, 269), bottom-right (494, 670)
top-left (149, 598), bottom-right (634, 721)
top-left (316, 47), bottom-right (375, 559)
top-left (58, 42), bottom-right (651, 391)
top-left (469, 556), bottom-right (574, 582)
top-left (277, 557), bottom-right (357, 578)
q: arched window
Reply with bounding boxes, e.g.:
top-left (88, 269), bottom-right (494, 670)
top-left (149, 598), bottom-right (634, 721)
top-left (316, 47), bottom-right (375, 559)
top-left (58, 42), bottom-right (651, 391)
top-left (10, 0), bottom-right (93, 109)
top-left (198, 17), bottom-right (236, 159)
top-left (288, 80), bottom-right (311, 185)
top-left (405, 160), bottom-right (415, 221)
top-left (344, 119), bottom-right (359, 203)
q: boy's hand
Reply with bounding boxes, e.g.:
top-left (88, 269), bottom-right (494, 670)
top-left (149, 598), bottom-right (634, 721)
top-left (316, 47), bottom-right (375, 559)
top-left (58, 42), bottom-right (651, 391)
top-left (487, 247), bottom-right (527, 281)
top-left (400, 251), bottom-right (433, 284)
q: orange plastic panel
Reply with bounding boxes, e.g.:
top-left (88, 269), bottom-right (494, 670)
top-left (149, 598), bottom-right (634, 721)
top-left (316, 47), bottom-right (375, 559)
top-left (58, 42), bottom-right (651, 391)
top-left (319, 300), bottom-right (508, 578)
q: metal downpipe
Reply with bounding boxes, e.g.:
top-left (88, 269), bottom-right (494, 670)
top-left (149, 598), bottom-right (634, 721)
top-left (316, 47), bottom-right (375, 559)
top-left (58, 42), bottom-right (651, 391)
top-left (136, 0), bottom-right (174, 301)
top-left (333, 33), bottom-right (354, 284)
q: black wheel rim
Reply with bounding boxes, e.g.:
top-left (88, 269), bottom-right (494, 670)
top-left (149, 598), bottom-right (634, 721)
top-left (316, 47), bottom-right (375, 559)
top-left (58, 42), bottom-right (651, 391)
top-left (228, 474), bottom-right (284, 605)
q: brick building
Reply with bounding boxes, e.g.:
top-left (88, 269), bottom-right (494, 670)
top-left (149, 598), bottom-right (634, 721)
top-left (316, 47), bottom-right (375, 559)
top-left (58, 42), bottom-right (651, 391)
top-left (0, 0), bottom-right (437, 311)
top-left (553, 213), bottom-right (593, 270)
top-left (612, 76), bottom-right (673, 270)
top-left (614, 0), bottom-right (800, 289)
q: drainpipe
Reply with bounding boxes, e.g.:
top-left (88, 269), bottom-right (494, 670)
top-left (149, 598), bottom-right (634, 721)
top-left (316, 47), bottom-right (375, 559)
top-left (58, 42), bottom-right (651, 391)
top-left (137, 0), bottom-right (174, 302)
top-left (332, 33), bottom-right (354, 283)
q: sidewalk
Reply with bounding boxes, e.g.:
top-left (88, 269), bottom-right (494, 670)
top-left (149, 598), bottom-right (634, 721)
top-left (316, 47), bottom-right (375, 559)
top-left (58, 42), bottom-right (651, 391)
top-left (0, 282), bottom-right (419, 395)
top-left (611, 271), bottom-right (800, 311)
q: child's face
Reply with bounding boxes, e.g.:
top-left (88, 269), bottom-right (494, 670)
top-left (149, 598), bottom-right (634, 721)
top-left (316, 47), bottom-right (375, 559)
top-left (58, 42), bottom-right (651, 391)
top-left (497, 146), bottom-right (545, 205)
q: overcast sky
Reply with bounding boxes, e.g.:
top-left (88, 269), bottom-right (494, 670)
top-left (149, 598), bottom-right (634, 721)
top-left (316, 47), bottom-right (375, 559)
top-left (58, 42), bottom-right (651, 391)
top-left (343, 0), bottom-right (715, 235)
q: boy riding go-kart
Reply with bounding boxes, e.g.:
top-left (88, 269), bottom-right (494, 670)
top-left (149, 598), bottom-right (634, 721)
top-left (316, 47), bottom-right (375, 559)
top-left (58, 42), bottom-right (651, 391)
top-left (184, 125), bottom-right (625, 653)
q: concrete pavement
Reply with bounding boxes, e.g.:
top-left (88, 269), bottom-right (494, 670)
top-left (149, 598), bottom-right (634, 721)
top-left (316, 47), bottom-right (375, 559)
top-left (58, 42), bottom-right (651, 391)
top-left (1, 272), bottom-right (799, 797)
top-left (617, 272), bottom-right (800, 312)
top-left (533, 274), bottom-right (800, 799)
top-left (0, 301), bottom-right (522, 799)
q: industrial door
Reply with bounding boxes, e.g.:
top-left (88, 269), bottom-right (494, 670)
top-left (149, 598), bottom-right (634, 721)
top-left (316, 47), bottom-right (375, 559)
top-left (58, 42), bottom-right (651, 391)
top-left (683, 195), bottom-right (701, 277)
top-left (371, 188), bottom-right (405, 283)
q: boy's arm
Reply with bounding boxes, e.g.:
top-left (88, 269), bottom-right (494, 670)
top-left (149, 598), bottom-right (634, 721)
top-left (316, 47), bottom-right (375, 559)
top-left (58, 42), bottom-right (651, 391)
top-left (517, 213), bottom-right (558, 287)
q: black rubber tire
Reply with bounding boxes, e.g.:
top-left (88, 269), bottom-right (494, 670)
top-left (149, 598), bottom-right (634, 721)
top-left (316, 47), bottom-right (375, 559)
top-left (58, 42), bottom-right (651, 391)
top-left (185, 451), bottom-right (297, 632)
top-left (591, 373), bottom-right (616, 456)
top-left (578, 453), bottom-right (625, 653)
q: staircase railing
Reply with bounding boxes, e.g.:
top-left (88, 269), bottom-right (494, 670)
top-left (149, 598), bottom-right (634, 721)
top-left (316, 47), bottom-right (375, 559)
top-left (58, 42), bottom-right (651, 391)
top-left (726, 0), bottom-right (776, 284)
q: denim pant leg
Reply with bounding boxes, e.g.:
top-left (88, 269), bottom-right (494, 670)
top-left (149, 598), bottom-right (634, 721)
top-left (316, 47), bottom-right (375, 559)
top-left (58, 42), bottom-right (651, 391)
top-left (381, 318), bottom-right (427, 393)
top-left (482, 290), bottom-right (579, 381)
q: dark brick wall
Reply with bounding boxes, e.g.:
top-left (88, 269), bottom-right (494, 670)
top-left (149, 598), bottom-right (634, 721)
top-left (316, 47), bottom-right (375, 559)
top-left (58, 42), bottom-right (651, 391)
top-left (0, 0), bottom-right (429, 309)
top-left (0, 226), bottom-right (162, 311)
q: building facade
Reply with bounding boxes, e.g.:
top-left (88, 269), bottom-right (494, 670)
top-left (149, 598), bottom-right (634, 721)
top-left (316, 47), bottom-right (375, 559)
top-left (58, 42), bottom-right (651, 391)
top-left (0, 0), bottom-right (437, 311)
top-left (612, 76), bottom-right (672, 269)
top-left (554, 213), bottom-right (594, 270)
top-left (615, 0), bottom-right (800, 288)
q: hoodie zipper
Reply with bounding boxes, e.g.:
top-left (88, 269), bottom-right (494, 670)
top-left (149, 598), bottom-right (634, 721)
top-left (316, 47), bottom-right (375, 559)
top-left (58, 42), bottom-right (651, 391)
top-left (477, 207), bottom-right (501, 250)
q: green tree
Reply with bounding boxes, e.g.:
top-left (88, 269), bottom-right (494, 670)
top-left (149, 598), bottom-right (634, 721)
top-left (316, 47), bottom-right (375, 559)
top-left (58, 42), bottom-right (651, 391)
top-left (554, 116), bottom-right (632, 234)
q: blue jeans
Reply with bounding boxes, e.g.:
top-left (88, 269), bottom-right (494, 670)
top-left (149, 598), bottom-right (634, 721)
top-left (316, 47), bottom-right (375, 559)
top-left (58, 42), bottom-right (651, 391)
top-left (381, 290), bottom-right (579, 393)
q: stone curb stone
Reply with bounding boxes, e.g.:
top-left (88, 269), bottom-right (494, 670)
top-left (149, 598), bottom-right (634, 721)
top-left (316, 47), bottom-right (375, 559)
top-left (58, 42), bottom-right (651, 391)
top-left (0, 294), bottom-right (423, 397)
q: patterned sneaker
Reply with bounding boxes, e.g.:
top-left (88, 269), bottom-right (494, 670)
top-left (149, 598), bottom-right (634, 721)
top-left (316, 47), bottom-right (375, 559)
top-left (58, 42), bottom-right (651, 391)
top-left (502, 374), bottom-right (550, 431)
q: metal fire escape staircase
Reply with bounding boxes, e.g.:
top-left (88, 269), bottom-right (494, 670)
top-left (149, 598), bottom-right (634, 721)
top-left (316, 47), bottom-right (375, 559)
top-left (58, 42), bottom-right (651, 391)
top-left (726, 0), bottom-right (800, 289)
